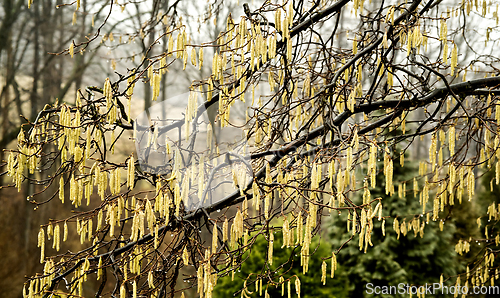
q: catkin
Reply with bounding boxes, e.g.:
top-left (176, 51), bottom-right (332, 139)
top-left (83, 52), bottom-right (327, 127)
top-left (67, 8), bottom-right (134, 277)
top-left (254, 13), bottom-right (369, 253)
top-left (384, 146), bottom-right (393, 195)
top-left (295, 277), bottom-right (301, 298)
top-left (331, 252), bottom-right (337, 278)
top-left (59, 177), bottom-right (65, 203)
top-left (449, 126), bottom-right (455, 155)
top-left (152, 73), bottom-right (160, 101)
top-left (233, 210), bottom-right (244, 240)
top-left (430, 133), bottom-right (437, 171)
top-left (451, 43), bottom-right (458, 75)
top-left (128, 156), bottom-right (135, 189)
top-left (191, 47), bottom-right (197, 66)
top-left (368, 143), bottom-right (377, 188)
top-left (440, 19), bottom-right (447, 41)
top-left (104, 78), bottom-right (112, 109)
top-left (53, 224), bottom-right (60, 251)
top-left (321, 261), bottom-right (327, 285)
top-left (275, 9), bottom-right (281, 32)
top-left (393, 217), bottom-right (400, 239)
top-left (176, 32), bottom-right (183, 58)
top-left (268, 232), bottom-right (274, 265)
top-left (183, 49), bottom-right (188, 70)
top-left (6, 152), bottom-right (15, 177)
top-left (282, 218), bottom-right (290, 248)
top-left (468, 168), bottom-right (475, 200)
top-left (212, 224), bottom-right (218, 254)
top-left (443, 43), bottom-right (449, 64)
top-left (182, 246), bottom-right (189, 265)
top-left (38, 228), bottom-right (45, 263)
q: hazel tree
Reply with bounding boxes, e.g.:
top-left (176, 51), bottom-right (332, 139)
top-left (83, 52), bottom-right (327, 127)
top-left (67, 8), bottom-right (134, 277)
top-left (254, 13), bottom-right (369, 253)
top-left (5, 0), bottom-right (500, 297)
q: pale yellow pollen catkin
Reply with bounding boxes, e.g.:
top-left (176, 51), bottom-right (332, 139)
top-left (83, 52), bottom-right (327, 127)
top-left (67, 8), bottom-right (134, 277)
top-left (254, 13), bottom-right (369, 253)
top-left (199, 47), bottom-right (204, 70)
top-left (321, 261), bottom-right (327, 285)
top-left (59, 177), bottom-right (65, 203)
top-left (268, 232), bottom-right (274, 265)
top-left (182, 246), bottom-right (189, 265)
top-left (128, 156), bottom-right (135, 189)
top-left (212, 223), bottom-right (218, 254)
top-left (451, 43), bottom-right (458, 75)
top-left (443, 43), bottom-right (449, 64)
top-left (449, 126), bottom-right (455, 155)
top-left (53, 224), bottom-right (60, 251)
top-left (38, 228), bottom-right (45, 263)
top-left (295, 277), bottom-right (301, 298)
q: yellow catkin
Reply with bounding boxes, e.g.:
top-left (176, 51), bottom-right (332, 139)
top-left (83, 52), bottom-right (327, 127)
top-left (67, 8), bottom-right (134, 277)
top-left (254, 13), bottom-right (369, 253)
top-left (212, 224), bottom-right (218, 254)
top-left (197, 265), bottom-right (204, 295)
top-left (282, 218), bottom-right (290, 248)
top-left (53, 224), bottom-right (60, 251)
top-left (191, 47), bottom-right (197, 66)
top-left (384, 146), bottom-right (393, 195)
top-left (331, 252), bottom-right (337, 278)
top-left (295, 277), bottom-right (301, 298)
top-left (268, 232), bottom-right (274, 265)
top-left (152, 73), bottom-right (160, 101)
top-left (440, 19), bottom-right (447, 41)
top-left (495, 103), bottom-right (500, 126)
top-left (59, 177), bottom-right (65, 203)
top-left (387, 66), bottom-right (393, 87)
top-left (449, 126), bottom-right (455, 155)
top-left (148, 271), bottom-right (155, 289)
top-left (468, 168), bottom-right (475, 200)
top-left (183, 49), bottom-right (188, 70)
top-left (198, 47), bottom-right (204, 70)
top-left (451, 43), bottom-right (458, 75)
top-left (223, 217), bottom-right (228, 242)
top-left (128, 156), bottom-right (135, 189)
top-left (393, 218), bottom-right (400, 239)
top-left (368, 143), bottom-right (377, 188)
top-left (275, 9), bottom-right (282, 32)
top-left (182, 246), bottom-right (189, 265)
top-left (176, 32), bottom-right (184, 58)
top-left (38, 228), bottom-right (45, 263)
top-left (443, 43), bottom-right (449, 64)
top-left (63, 221), bottom-right (68, 242)
top-left (429, 133), bottom-right (437, 171)
top-left (97, 257), bottom-right (103, 280)
top-left (233, 210), bottom-right (244, 241)
top-left (120, 284), bottom-right (126, 298)
top-left (321, 261), bottom-right (327, 285)
top-left (104, 78), bottom-right (112, 107)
